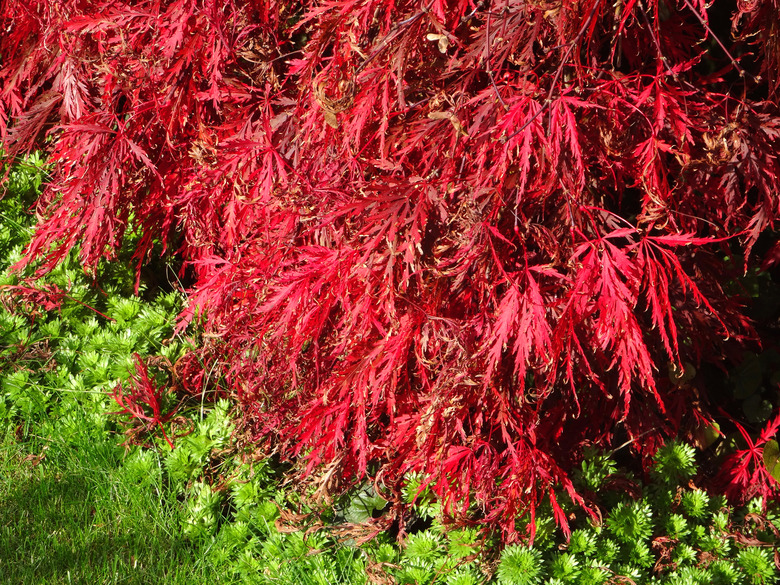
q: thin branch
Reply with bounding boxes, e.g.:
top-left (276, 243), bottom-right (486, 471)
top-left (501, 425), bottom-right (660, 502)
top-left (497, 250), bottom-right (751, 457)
top-left (503, 0), bottom-right (603, 142)
top-left (485, 7), bottom-right (508, 110)
top-left (679, 0), bottom-right (757, 82)
top-left (354, 4), bottom-right (433, 76)
top-left (637, 4), bottom-right (677, 79)
top-left (461, 0), bottom-right (485, 23)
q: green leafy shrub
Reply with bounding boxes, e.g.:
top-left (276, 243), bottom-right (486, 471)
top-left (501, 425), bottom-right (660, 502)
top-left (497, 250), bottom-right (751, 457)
top-left (652, 441), bottom-right (698, 485)
top-left (606, 500), bottom-right (654, 543)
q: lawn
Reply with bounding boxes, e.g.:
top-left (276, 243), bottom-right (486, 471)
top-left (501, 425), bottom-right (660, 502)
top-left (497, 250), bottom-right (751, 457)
top-left (0, 426), bottom-right (223, 584)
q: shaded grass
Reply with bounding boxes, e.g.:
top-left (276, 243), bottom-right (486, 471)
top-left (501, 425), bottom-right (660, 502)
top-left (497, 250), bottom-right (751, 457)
top-left (0, 428), bottom-right (227, 584)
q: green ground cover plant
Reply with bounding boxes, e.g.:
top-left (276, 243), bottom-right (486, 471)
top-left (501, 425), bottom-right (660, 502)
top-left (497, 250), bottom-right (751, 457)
top-left (1, 152), bottom-right (779, 584)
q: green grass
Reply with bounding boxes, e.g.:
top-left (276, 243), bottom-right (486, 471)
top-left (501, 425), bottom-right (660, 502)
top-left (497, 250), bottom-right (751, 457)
top-left (0, 426), bottom-right (224, 584)
top-left (0, 399), bottom-right (372, 585)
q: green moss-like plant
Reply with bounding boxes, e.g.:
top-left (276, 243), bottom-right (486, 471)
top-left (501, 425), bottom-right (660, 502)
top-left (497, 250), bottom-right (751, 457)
top-left (496, 546), bottom-right (544, 585)
top-left (652, 442), bottom-right (697, 485)
top-left (548, 552), bottom-right (580, 582)
top-left (736, 548), bottom-right (777, 585)
top-left (606, 500), bottom-right (653, 543)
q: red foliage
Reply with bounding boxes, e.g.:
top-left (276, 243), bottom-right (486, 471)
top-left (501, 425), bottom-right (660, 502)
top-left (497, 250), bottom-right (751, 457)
top-left (717, 412), bottom-right (780, 505)
top-left (0, 283), bottom-right (65, 316)
top-left (3, 0), bottom-right (780, 537)
top-left (111, 354), bottom-right (177, 449)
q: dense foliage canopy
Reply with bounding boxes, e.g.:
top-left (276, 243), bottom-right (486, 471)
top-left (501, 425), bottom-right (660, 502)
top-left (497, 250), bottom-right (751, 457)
top-left (2, 0), bottom-right (780, 538)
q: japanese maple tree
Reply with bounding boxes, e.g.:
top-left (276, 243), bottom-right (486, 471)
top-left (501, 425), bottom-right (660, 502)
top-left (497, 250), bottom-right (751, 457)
top-left (2, 0), bottom-right (780, 538)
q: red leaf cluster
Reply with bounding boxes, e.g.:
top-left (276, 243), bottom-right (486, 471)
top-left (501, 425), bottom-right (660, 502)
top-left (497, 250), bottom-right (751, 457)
top-left (111, 353), bottom-right (177, 449)
top-left (717, 412), bottom-right (780, 505)
top-left (3, 0), bottom-right (780, 537)
top-left (0, 283), bottom-right (65, 315)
